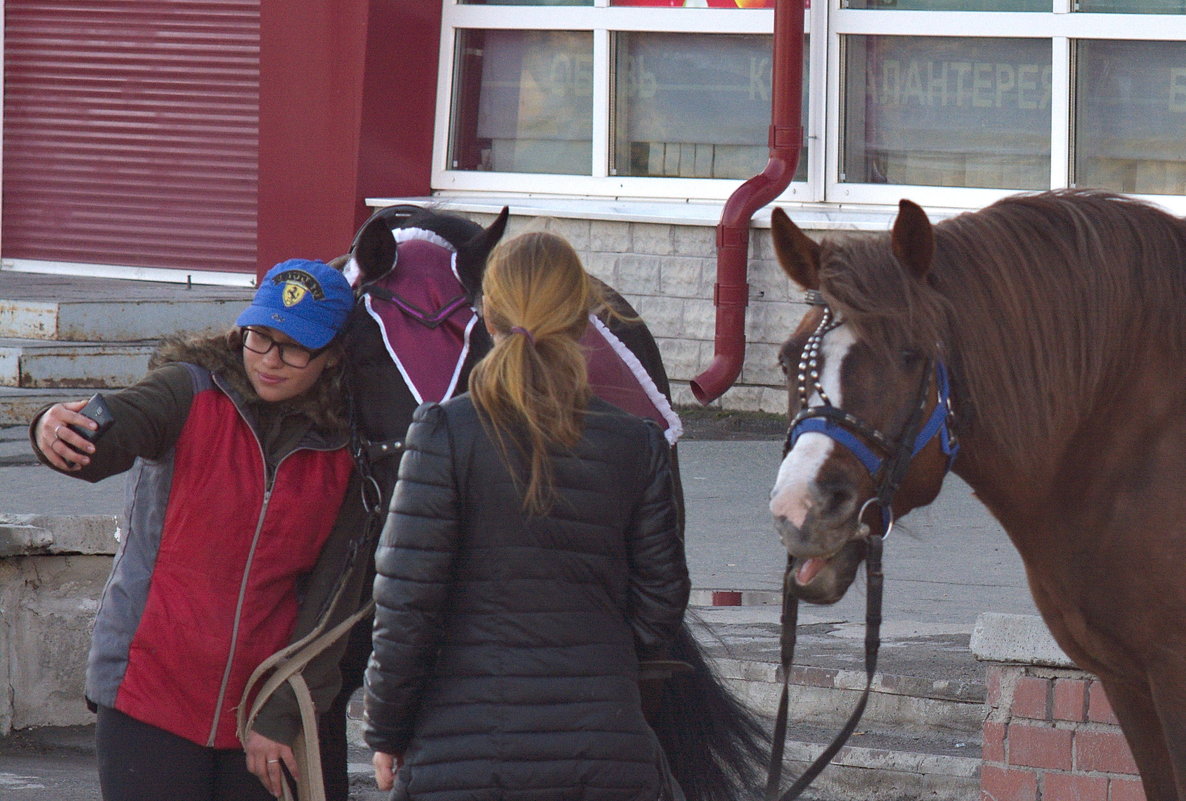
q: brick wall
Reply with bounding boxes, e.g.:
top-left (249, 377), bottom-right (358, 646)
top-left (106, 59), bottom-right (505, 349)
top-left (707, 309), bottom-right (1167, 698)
top-left (982, 664), bottom-right (1145, 801)
top-left (467, 211), bottom-right (816, 413)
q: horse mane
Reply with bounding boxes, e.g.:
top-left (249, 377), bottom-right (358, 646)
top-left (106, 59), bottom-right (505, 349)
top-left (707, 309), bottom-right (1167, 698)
top-left (399, 205), bottom-right (485, 249)
top-left (820, 189), bottom-right (1186, 471)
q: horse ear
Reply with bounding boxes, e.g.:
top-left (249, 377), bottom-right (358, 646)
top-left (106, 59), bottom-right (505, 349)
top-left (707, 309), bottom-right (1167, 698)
top-left (770, 207), bottom-right (821, 290)
top-left (348, 213), bottom-right (398, 286)
top-left (892, 199), bottom-right (934, 280)
top-left (456, 206), bottom-right (510, 298)
top-left (462, 206), bottom-right (509, 260)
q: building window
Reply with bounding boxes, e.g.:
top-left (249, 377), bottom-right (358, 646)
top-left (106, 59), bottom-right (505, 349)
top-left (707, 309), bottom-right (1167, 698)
top-left (449, 30), bottom-right (593, 174)
top-left (613, 33), bottom-right (791, 180)
top-left (435, 1), bottom-right (1186, 212)
top-left (842, 0), bottom-right (1044, 9)
top-left (1074, 39), bottom-right (1186, 195)
top-left (434, 1), bottom-right (800, 200)
top-left (842, 36), bottom-right (1050, 189)
top-left (1077, 0), bottom-right (1186, 11)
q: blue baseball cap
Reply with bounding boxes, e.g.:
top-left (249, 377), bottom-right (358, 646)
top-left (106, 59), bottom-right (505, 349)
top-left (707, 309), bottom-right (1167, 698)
top-left (235, 259), bottom-right (354, 349)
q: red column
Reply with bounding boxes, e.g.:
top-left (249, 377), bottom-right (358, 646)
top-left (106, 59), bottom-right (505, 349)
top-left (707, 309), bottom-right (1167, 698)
top-left (257, 0), bottom-right (442, 276)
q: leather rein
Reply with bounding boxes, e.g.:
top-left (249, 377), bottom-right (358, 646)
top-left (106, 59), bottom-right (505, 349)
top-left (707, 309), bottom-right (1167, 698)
top-left (765, 291), bottom-right (958, 801)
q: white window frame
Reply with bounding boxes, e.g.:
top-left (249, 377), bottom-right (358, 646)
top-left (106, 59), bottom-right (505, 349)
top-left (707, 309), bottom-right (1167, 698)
top-left (825, 2), bottom-right (1186, 214)
top-left (433, 2), bottom-right (820, 202)
top-left (433, 0), bottom-right (1186, 214)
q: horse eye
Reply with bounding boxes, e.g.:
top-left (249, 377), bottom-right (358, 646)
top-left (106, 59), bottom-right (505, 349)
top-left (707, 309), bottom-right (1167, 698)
top-left (900, 349), bottom-right (922, 367)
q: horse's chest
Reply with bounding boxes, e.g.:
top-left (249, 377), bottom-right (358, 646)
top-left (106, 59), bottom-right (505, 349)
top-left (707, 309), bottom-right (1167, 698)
top-left (1022, 559), bottom-right (1146, 680)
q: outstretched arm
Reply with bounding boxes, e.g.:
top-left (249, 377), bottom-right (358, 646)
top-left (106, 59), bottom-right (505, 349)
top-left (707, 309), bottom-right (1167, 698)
top-left (29, 364), bottom-right (194, 479)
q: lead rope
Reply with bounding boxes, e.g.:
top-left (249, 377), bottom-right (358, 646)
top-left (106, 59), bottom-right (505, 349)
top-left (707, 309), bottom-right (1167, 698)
top-left (764, 518), bottom-right (886, 801)
top-left (765, 350), bottom-right (933, 801)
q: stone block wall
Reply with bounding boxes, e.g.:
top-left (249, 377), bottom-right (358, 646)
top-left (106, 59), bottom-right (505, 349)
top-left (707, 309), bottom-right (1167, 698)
top-left (0, 515), bottom-right (118, 733)
top-left (465, 211), bottom-right (817, 413)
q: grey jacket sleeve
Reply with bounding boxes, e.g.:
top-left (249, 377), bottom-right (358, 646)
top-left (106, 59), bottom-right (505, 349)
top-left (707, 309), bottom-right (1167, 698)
top-left (625, 422), bottom-right (690, 660)
top-left (363, 403), bottom-right (461, 756)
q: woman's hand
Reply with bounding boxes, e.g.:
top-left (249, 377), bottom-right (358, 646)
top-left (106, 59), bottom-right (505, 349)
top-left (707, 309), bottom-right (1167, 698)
top-left (373, 751), bottom-right (403, 791)
top-left (245, 730), bottom-right (298, 797)
top-left (34, 401), bottom-right (97, 472)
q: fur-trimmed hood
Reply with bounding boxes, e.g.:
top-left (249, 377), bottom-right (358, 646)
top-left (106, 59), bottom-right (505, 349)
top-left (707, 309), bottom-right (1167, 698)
top-left (149, 330), bottom-right (347, 433)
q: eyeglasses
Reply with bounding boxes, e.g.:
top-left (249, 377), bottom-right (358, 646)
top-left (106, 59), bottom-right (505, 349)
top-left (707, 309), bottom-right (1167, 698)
top-left (240, 327), bottom-right (329, 369)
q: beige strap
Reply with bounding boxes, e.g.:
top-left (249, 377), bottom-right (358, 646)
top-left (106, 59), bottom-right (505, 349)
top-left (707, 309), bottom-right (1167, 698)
top-left (275, 673), bottom-right (321, 801)
top-left (238, 598), bottom-right (376, 801)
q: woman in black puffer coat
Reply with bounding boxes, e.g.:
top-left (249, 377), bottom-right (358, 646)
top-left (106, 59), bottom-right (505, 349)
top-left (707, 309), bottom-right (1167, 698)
top-left (364, 230), bottom-right (690, 801)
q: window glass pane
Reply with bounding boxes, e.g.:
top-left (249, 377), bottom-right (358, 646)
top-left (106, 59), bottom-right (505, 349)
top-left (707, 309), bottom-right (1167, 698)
top-left (611, 0), bottom-right (773, 6)
top-left (1077, 0), bottom-right (1186, 11)
top-left (844, 0), bottom-right (1045, 9)
top-left (842, 36), bottom-right (1050, 188)
top-left (449, 30), bottom-right (593, 174)
top-left (613, 33), bottom-right (806, 181)
top-left (1076, 40), bottom-right (1186, 195)
top-left (460, 1), bottom-right (592, 5)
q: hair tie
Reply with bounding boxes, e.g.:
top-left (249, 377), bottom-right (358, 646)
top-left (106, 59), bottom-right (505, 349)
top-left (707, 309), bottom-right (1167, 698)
top-left (509, 326), bottom-right (536, 346)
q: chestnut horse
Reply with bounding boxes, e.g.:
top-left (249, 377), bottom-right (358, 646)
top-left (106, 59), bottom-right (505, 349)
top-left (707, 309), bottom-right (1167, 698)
top-left (768, 189), bottom-right (1186, 801)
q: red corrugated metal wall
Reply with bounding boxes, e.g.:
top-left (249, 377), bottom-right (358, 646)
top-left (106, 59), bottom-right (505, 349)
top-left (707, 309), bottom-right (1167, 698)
top-left (2, 1), bottom-right (259, 274)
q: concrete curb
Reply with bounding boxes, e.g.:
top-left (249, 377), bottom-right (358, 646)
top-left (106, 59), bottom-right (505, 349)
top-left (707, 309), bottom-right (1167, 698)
top-left (969, 612), bottom-right (1073, 669)
top-left (0, 514), bottom-right (119, 557)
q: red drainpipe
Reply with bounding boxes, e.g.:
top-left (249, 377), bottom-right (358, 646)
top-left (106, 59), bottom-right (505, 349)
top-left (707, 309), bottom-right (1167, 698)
top-left (690, 0), bottom-right (804, 405)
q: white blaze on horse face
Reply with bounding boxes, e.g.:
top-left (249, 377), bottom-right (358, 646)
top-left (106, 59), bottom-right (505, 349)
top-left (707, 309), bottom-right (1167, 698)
top-left (770, 325), bottom-right (856, 530)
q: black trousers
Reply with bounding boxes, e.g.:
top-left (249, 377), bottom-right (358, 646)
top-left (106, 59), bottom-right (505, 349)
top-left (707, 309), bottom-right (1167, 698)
top-left (95, 705), bottom-right (275, 801)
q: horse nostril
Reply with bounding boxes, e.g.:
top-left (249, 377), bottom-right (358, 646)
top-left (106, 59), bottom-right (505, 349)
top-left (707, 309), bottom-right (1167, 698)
top-left (814, 481), bottom-right (856, 520)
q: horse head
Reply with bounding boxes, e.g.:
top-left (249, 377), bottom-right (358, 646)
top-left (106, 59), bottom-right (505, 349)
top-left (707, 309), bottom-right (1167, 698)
top-left (328, 204), bottom-right (510, 459)
top-left (768, 202), bottom-right (958, 604)
top-left (339, 204), bottom-right (509, 303)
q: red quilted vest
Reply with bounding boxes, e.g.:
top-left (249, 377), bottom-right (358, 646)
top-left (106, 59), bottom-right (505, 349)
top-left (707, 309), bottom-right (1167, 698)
top-left (114, 389), bottom-right (354, 747)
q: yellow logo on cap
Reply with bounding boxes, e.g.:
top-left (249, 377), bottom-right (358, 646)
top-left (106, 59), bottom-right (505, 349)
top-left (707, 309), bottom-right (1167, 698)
top-left (282, 282), bottom-right (308, 307)
top-left (272, 269), bottom-right (325, 308)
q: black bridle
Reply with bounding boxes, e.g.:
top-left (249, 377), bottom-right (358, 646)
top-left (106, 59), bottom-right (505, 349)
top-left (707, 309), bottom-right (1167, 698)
top-left (765, 290), bottom-right (958, 801)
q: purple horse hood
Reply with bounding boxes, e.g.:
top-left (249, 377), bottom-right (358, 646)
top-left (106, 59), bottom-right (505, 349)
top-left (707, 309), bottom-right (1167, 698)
top-left (362, 235), bottom-right (477, 405)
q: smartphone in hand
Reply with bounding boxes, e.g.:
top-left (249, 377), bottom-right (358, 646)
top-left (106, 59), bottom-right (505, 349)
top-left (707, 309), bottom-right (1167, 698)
top-left (67, 393), bottom-right (115, 449)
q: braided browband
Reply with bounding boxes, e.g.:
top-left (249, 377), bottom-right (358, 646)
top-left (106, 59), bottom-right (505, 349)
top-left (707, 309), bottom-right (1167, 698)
top-left (796, 305), bottom-right (842, 411)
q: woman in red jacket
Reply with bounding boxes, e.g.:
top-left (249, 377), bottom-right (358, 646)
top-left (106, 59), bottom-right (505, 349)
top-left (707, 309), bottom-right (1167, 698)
top-left (31, 260), bottom-right (369, 801)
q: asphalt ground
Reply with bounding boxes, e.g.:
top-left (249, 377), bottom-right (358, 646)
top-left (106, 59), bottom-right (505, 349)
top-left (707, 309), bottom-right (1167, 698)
top-left (0, 411), bottom-right (1041, 800)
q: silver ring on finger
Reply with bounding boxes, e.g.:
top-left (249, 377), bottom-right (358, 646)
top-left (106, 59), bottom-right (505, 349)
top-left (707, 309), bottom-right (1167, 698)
top-left (54, 425), bottom-right (62, 440)
top-left (267, 759), bottom-right (280, 764)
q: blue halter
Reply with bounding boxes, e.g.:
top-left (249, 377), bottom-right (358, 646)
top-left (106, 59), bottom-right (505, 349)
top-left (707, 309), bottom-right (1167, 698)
top-left (783, 301), bottom-right (958, 490)
top-left (787, 360), bottom-right (957, 477)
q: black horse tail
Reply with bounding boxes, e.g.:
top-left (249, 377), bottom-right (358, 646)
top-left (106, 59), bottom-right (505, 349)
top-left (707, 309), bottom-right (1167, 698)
top-left (655, 616), bottom-right (770, 801)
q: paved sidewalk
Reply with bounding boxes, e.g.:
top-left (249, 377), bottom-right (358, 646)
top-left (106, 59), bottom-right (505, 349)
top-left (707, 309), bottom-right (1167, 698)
top-left (0, 423), bottom-right (1040, 800)
top-left (1, 424), bottom-right (1038, 622)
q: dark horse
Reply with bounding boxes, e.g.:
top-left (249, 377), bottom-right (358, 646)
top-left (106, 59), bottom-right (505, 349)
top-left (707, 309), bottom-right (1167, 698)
top-left (322, 204), bottom-right (767, 801)
top-left (769, 189), bottom-right (1186, 801)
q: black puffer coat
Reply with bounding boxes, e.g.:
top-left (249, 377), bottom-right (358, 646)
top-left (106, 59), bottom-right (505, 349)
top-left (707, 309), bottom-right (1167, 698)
top-left (364, 395), bottom-right (689, 801)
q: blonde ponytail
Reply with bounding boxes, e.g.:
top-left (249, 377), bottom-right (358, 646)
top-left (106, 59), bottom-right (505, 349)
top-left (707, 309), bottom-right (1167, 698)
top-left (469, 231), bottom-right (600, 514)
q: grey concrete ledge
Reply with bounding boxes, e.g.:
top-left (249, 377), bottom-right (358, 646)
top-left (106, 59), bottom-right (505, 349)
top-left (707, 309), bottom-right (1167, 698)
top-left (0, 514), bottom-right (118, 557)
top-left (970, 612), bottom-right (1074, 669)
top-left (366, 194), bottom-right (926, 232)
